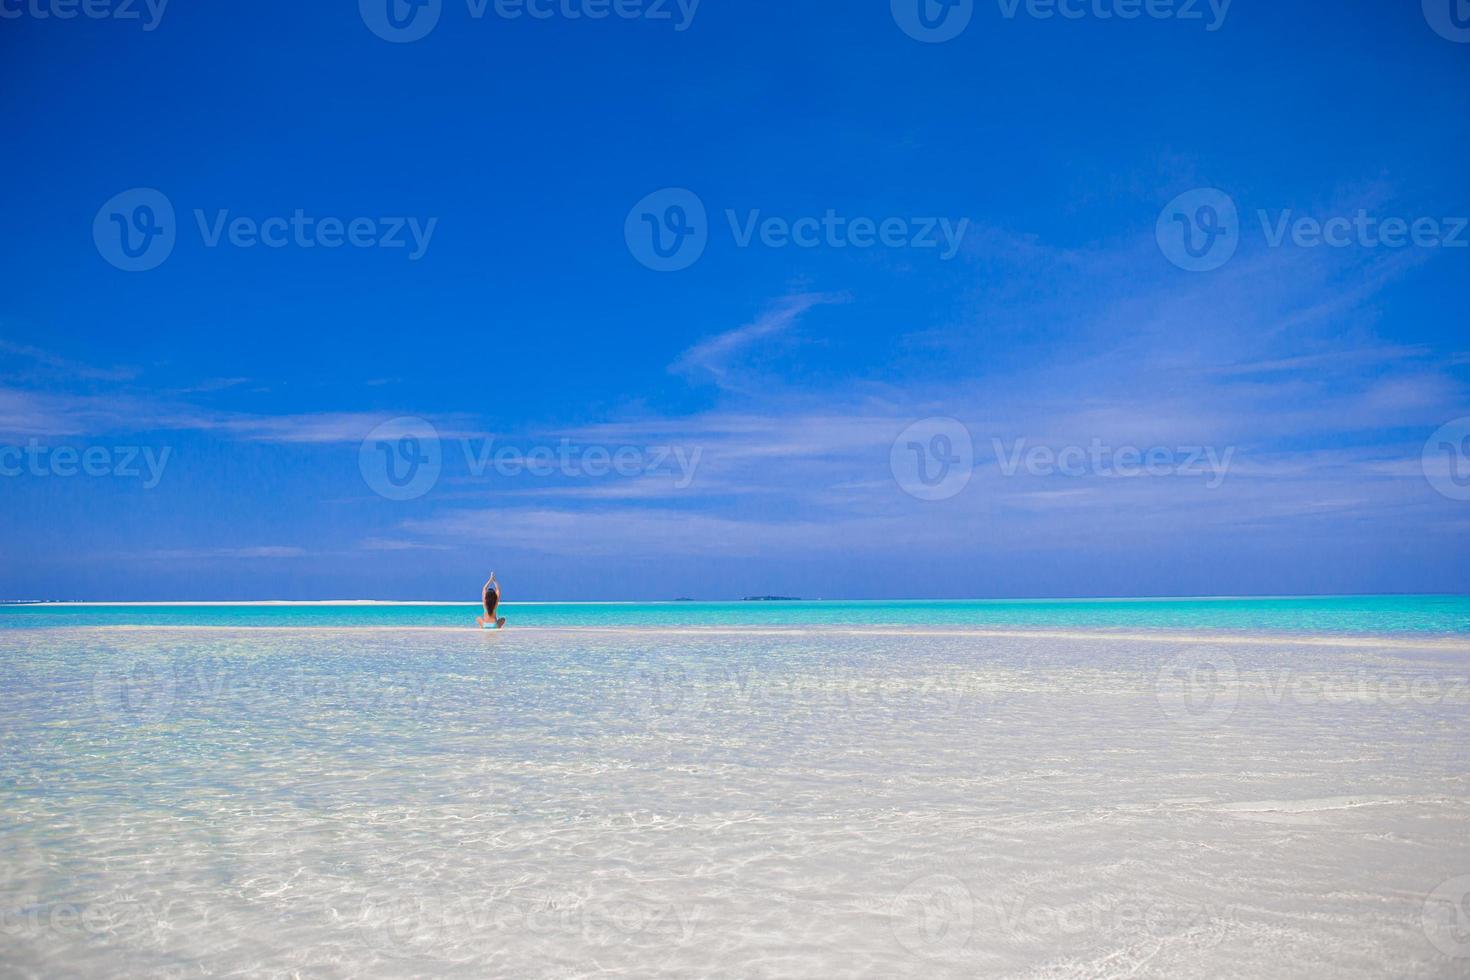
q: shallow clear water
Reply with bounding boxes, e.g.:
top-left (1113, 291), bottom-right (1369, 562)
top-left (4, 594), bottom-right (1470, 634)
top-left (2, 624), bottom-right (1468, 977)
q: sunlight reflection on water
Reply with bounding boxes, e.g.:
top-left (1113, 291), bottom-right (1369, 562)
top-left (2, 627), bottom-right (1468, 978)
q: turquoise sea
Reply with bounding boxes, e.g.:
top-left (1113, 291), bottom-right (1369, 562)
top-left (3, 594), bottom-right (1469, 634)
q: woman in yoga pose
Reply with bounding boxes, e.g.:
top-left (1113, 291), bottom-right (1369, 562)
top-left (477, 572), bottom-right (506, 629)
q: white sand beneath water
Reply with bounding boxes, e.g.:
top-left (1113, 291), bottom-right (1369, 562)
top-left (2, 628), bottom-right (1467, 978)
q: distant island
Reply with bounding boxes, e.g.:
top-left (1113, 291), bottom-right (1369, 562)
top-left (742, 596), bottom-right (802, 602)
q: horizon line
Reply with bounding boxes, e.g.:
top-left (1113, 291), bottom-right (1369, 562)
top-left (3, 592), bottom-right (1465, 607)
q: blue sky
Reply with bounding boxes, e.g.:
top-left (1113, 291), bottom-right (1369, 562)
top-left (1, 0), bottom-right (1467, 600)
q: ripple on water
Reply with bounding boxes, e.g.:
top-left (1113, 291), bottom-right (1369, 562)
top-left (1, 627), bottom-right (1467, 978)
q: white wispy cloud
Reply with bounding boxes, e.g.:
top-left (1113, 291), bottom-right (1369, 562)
top-left (670, 291), bottom-right (847, 390)
top-left (6, 189), bottom-right (1466, 582)
top-left (171, 377), bottom-right (253, 395)
top-left (358, 537), bottom-right (454, 552)
top-left (203, 412), bottom-right (484, 444)
top-left (139, 546), bottom-right (308, 560)
top-left (0, 383), bottom-right (484, 445)
top-left (0, 338), bottom-right (138, 383)
top-left (368, 205), bottom-right (1468, 563)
